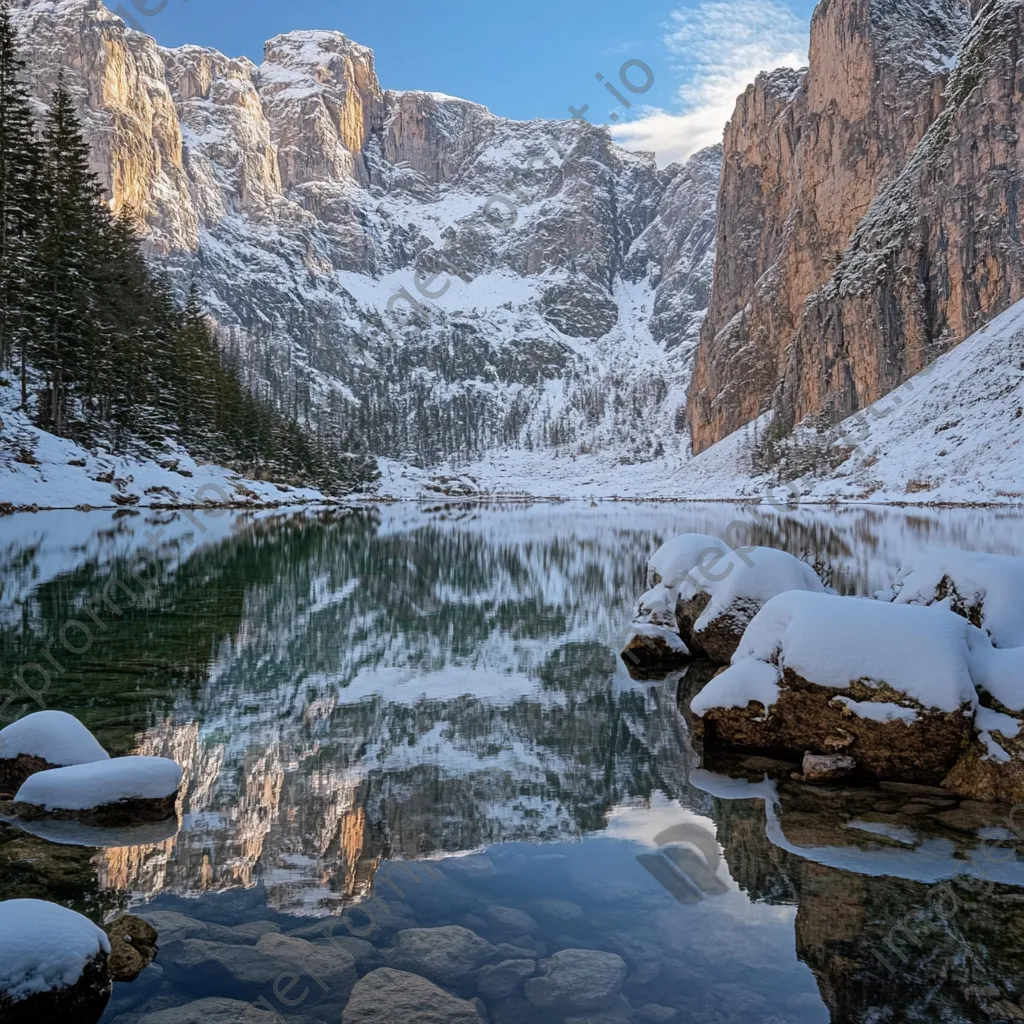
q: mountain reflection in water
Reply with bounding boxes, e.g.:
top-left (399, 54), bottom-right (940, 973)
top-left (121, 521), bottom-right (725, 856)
top-left (2, 502), bottom-right (1024, 1023)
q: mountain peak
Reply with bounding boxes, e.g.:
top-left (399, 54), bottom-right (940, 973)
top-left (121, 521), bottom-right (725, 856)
top-left (262, 28), bottom-right (375, 66)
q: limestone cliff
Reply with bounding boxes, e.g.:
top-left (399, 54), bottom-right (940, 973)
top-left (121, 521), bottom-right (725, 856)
top-left (12, 0), bottom-right (720, 469)
top-left (688, 0), bottom-right (975, 453)
top-left (782, 0), bottom-right (1024, 432)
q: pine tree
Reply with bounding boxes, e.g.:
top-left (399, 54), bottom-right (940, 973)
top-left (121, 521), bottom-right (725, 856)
top-left (0, 24), bottom-right (377, 494)
top-left (34, 78), bottom-right (108, 435)
top-left (0, 3), bottom-right (40, 401)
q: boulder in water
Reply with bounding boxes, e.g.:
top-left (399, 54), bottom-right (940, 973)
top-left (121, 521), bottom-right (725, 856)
top-left (0, 711), bottom-right (109, 793)
top-left (13, 756), bottom-right (182, 825)
top-left (0, 898), bottom-right (112, 1023)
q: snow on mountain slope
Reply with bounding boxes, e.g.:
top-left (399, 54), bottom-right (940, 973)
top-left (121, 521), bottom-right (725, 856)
top-left (0, 382), bottom-right (327, 511)
top-left (10, 0), bottom-right (721, 476)
top-left (677, 297), bottom-right (1024, 504)
top-left (372, 297), bottom-right (1024, 502)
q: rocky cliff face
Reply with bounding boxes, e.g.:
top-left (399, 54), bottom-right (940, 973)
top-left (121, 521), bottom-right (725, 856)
top-left (783, 0), bottom-right (1024, 432)
top-left (12, 0), bottom-right (720, 469)
top-left (688, 0), bottom-right (983, 453)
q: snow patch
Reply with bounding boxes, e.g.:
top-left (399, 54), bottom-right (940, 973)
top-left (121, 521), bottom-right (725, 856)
top-left (647, 533), bottom-right (722, 588)
top-left (831, 697), bottom-right (919, 723)
top-left (690, 660), bottom-right (781, 717)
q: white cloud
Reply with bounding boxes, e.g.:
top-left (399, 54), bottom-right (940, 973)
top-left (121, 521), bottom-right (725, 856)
top-left (611, 0), bottom-right (808, 166)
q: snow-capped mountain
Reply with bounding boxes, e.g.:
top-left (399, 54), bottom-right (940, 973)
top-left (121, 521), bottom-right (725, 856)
top-left (11, 0), bottom-right (720, 472)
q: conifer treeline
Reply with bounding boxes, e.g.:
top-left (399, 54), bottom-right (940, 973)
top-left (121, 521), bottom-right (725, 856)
top-left (0, 7), bottom-right (376, 494)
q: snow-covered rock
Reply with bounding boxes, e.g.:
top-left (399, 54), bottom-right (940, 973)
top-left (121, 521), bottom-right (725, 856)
top-left (632, 537), bottom-right (824, 665)
top-left (944, 633), bottom-right (1024, 803)
top-left (690, 593), bottom-right (979, 783)
top-left (13, 755), bottom-right (182, 824)
top-left (0, 899), bottom-right (111, 1022)
top-left (623, 575), bottom-right (693, 671)
top-left (621, 621), bottom-right (690, 673)
top-left (0, 711), bottom-right (108, 791)
top-left (890, 549), bottom-right (1024, 648)
top-left (646, 533), bottom-right (721, 588)
top-left (693, 588), bottom-right (1024, 799)
top-left (676, 546), bottom-right (825, 663)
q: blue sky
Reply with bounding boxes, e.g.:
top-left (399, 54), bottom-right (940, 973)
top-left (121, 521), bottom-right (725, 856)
top-left (143, 0), bottom-right (816, 165)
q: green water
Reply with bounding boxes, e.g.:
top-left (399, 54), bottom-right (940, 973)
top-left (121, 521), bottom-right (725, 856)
top-left (3, 502), bottom-right (1024, 1023)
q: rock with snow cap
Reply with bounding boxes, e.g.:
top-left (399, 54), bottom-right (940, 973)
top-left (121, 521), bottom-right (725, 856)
top-left (0, 898), bottom-right (112, 1023)
top-left (690, 592), bottom-right (979, 783)
top-left (889, 550), bottom-right (1024, 649)
top-left (631, 537), bottom-right (825, 667)
top-left (943, 636), bottom-right (1024, 803)
top-left (675, 545), bottom-right (826, 663)
top-left (13, 755), bottom-right (182, 824)
top-left (0, 711), bottom-right (109, 793)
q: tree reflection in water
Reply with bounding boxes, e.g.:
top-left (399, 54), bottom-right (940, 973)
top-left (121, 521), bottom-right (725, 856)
top-left (1, 502), bottom-right (1024, 1022)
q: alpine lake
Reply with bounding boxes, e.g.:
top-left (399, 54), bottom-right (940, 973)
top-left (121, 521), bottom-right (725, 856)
top-left (3, 500), bottom-right (1024, 1024)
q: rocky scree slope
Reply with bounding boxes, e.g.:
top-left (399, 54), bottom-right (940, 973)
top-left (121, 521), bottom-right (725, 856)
top-left (12, 0), bottom-right (720, 471)
top-left (688, 0), bottom-right (1024, 455)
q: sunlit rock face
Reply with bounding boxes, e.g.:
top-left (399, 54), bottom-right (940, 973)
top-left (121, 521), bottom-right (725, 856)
top-left (11, 0), bottom-right (721, 466)
top-left (686, 0), bottom-right (1024, 453)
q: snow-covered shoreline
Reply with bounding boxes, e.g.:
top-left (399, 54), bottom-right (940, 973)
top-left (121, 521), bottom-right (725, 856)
top-left (6, 294), bottom-right (1024, 512)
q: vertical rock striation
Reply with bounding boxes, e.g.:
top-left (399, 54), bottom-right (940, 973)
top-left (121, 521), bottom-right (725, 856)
top-left (688, 0), bottom-right (975, 453)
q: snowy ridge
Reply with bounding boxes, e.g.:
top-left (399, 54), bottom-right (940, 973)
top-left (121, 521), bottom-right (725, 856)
top-left (10, 0), bottom-right (721, 478)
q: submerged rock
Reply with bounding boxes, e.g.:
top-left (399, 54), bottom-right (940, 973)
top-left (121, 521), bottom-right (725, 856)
top-left (110, 996), bottom-right (282, 1022)
top-left (524, 948), bottom-right (627, 1010)
top-left (475, 957), bottom-right (535, 1000)
top-left (387, 924), bottom-right (496, 986)
top-left (160, 932), bottom-right (356, 1001)
top-left (342, 967), bottom-right (484, 1023)
top-left (105, 914), bottom-right (159, 982)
